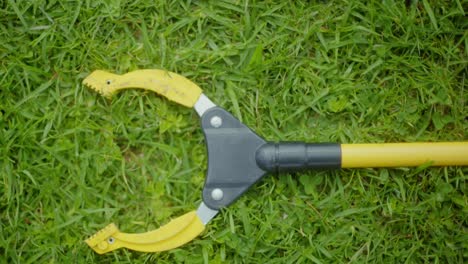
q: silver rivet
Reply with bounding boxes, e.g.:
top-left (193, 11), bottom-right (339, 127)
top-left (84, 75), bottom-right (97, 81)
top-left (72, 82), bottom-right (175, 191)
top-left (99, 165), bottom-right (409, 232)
top-left (210, 116), bottom-right (222, 128)
top-left (108, 237), bottom-right (115, 244)
top-left (211, 188), bottom-right (224, 201)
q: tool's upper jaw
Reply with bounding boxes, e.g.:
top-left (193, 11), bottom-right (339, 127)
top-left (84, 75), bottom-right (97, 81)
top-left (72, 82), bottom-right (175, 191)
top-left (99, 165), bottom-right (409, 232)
top-left (83, 69), bottom-right (216, 116)
top-left (82, 69), bottom-right (204, 107)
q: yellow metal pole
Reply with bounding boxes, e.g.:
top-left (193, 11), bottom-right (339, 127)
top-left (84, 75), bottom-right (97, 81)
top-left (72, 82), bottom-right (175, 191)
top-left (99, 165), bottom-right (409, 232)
top-left (341, 142), bottom-right (468, 168)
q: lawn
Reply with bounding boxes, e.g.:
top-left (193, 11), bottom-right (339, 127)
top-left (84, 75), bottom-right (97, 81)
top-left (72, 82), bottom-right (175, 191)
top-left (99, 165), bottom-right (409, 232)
top-left (1, 0), bottom-right (467, 263)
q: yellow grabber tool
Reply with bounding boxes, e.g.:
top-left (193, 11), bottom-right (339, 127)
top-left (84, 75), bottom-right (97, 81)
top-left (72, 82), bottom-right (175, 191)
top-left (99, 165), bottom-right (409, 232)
top-left (83, 69), bottom-right (468, 254)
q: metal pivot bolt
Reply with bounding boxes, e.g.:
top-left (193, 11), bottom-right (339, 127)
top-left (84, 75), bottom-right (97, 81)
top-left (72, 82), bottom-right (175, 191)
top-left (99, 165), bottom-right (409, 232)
top-left (210, 116), bottom-right (222, 128)
top-left (211, 188), bottom-right (224, 201)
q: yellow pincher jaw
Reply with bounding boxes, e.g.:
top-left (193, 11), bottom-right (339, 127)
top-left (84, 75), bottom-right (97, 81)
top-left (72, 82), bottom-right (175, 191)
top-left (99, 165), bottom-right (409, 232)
top-left (85, 211), bottom-right (205, 254)
top-left (82, 69), bottom-right (203, 107)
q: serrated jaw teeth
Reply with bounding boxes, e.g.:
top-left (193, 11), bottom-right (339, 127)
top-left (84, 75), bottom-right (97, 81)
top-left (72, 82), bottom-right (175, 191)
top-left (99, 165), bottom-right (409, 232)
top-left (83, 81), bottom-right (102, 94)
top-left (82, 70), bottom-right (117, 97)
top-left (85, 223), bottom-right (119, 248)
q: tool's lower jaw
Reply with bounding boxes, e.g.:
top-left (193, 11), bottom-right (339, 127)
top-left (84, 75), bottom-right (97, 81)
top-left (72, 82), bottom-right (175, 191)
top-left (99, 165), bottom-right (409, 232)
top-left (85, 211), bottom-right (205, 254)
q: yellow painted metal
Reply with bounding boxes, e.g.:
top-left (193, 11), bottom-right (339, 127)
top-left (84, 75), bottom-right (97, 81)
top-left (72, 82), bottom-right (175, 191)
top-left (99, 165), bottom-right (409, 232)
top-left (83, 69), bottom-right (203, 107)
top-left (85, 211), bottom-right (205, 254)
top-left (341, 142), bottom-right (468, 168)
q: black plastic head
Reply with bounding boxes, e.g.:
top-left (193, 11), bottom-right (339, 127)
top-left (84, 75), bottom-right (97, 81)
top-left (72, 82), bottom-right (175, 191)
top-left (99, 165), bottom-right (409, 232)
top-left (200, 107), bottom-right (267, 210)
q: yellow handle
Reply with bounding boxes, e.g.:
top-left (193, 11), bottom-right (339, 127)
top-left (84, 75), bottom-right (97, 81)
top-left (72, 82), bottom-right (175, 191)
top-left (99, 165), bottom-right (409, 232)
top-left (83, 69), bottom-right (203, 107)
top-left (341, 142), bottom-right (468, 168)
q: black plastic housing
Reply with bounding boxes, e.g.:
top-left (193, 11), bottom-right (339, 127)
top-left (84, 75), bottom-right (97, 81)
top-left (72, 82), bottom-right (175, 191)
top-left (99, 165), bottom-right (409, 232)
top-left (201, 107), bottom-right (267, 210)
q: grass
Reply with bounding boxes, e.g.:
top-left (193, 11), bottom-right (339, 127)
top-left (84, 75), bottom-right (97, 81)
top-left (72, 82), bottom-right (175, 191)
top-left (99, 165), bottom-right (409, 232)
top-left (1, 0), bottom-right (467, 263)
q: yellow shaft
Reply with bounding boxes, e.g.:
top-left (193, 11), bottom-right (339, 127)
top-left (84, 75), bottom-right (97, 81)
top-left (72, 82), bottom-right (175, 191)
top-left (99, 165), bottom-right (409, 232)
top-left (341, 142), bottom-right (468, 168)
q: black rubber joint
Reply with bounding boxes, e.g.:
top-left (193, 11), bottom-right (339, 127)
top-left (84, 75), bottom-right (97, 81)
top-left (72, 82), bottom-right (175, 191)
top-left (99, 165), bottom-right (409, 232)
top-left (255, 142), bottom-right (341, 172)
